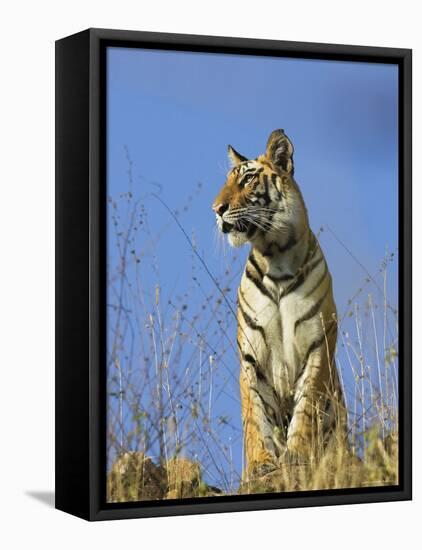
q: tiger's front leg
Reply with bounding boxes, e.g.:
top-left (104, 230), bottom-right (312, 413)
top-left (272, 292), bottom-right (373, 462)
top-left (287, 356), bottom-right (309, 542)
top-left (286, 334), bottom-right (340, 461)
top-left (237, 264), bottom-right (286, 478)
top-left (239, 356), bottom-right (281, 478)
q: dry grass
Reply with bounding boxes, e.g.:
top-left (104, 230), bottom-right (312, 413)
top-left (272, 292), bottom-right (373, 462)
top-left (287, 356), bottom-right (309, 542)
top-left (107, 426), bottom-right (398, 501)
top-left (240, 429), bottom-right (398, 495)
top-left (106, 159), bottom-right (398, 502)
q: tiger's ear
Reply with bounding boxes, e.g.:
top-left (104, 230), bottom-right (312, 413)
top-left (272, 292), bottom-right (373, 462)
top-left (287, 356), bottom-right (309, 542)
top-left (266, 129), bottom-right (294, 174)
top-left (227, 145), bottom-right (248, 167)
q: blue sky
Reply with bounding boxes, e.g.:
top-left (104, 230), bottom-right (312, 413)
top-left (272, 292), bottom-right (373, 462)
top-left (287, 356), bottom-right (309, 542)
top-left (106, 46), bottom-right (398, 487)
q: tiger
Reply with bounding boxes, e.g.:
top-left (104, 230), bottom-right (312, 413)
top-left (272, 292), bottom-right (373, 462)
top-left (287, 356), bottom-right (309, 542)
top-left (212, 129), bottom-right (347, 478)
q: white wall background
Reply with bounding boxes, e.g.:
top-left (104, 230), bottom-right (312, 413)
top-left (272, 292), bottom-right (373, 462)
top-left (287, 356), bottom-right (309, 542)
top-left (0, 1), bottom-right (418, 548)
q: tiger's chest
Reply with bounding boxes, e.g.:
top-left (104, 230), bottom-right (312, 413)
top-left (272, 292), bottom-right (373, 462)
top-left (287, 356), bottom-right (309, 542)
top-left (238, 270), bottom-right (299, 398)
top-left (238, 259), bottom-right (328, 398)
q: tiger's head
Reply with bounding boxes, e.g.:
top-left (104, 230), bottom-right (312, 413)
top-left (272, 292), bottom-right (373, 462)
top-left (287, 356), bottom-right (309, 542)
top-left (212, 129), bottom-right (308, 249)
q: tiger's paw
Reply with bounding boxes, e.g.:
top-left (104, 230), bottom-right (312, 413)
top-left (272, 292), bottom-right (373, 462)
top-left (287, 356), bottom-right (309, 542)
top-left (278, 443), bottom-right (311, 466)
top-left (286, 433), bottom-right (312, 461)
top-left (253, 462), bottom-right (278, 478)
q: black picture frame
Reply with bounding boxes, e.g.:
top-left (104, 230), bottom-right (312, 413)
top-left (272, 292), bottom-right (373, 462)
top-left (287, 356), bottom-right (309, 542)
top-left (55, 27), bottom-right (412, 521)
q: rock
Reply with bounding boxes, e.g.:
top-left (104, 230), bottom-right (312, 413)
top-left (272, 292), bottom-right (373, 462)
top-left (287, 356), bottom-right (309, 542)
top-left (107, 453), bottom-right (222, 502)
top-left (107, 452), bottom-right (167, 502)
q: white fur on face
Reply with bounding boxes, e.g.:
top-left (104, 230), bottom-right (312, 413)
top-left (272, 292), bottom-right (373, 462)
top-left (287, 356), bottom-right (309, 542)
top-left (228, 231), bottom-right (248, 247)
top-left (216, 212), bottom-right (249, 248)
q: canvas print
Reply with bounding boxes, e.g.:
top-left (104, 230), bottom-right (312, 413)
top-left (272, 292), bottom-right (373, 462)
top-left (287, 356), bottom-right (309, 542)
top-left (106, 47), bottom-right (398, 502)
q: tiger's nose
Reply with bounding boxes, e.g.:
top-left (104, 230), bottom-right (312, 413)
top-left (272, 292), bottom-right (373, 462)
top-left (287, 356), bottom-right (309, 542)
top-left (213, 203), bottom-right (229, 216)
